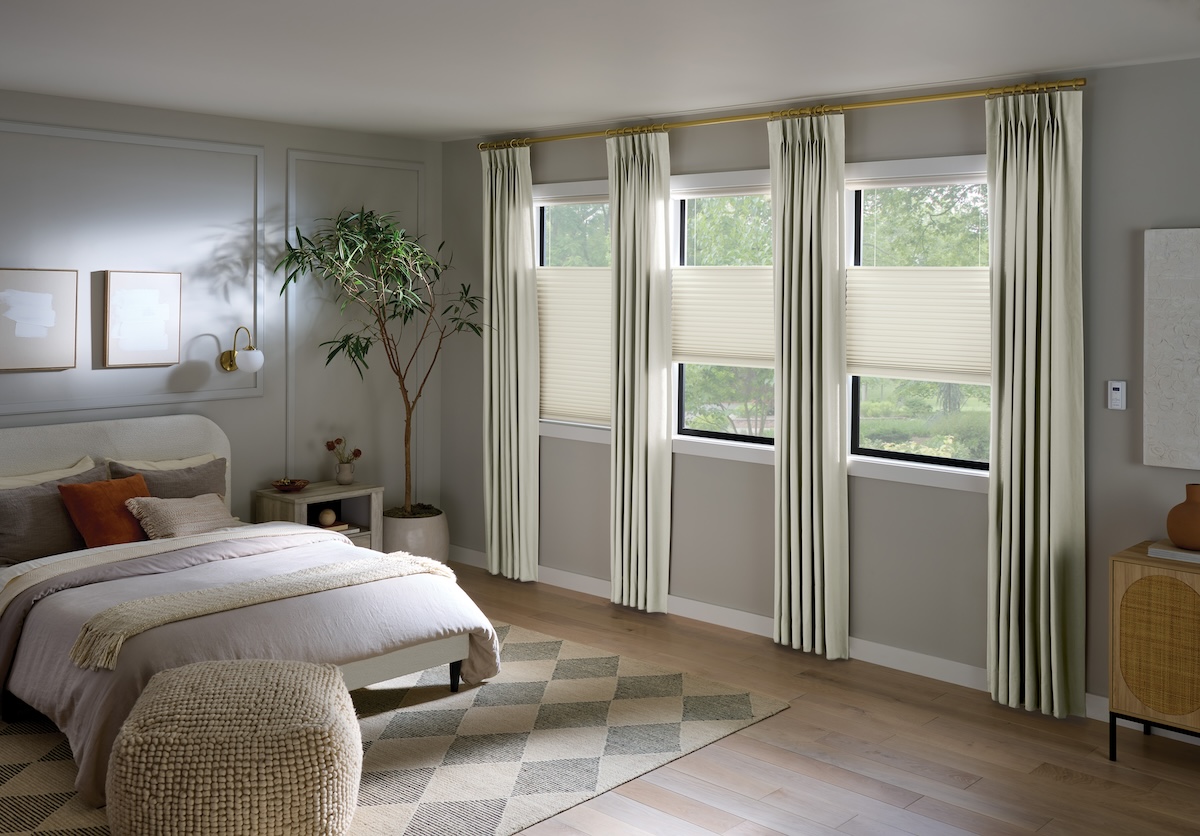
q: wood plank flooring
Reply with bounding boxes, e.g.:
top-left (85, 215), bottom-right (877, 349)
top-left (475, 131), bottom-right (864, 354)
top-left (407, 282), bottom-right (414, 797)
top-left (452, 564), bottom-right (1200, 835)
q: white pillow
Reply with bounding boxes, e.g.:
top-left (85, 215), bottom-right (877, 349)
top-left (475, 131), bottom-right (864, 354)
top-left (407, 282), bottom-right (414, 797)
top-left (0, 457), bottom-right (96, 489)
top-left (125, 494), bottom-right (239, 539)
top-left (108, 453), bottom-right (217, 471)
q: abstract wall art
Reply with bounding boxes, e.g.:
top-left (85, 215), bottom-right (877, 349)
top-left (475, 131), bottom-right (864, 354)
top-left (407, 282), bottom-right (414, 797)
top-left (0, 269), bottom-right (78, 371)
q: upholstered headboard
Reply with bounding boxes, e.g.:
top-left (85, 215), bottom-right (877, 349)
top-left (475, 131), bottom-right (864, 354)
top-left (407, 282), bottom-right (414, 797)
top-left (0, 415), bottom-right (232, 506)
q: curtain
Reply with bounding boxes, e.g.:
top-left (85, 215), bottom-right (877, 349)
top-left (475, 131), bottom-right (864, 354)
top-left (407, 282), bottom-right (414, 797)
top-left (768, 116), bottom-right (849, 659)
top-left (481, 147), bottom-right (539, 582)
top-left (986, 91), bottom-right (1085, 718)
top-left (607, 132), bottom-right (673, 612)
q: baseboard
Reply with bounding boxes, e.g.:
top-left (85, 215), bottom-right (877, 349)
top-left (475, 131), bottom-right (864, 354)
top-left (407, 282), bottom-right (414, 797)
top-left (450, 547), bottom-right (1190, 738)
top-left (848, 637), bottom-right (988, 691)
top-left (449, 545), bottom-right (487, 569)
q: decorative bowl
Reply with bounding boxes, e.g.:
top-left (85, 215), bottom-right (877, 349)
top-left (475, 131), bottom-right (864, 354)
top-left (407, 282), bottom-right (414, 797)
top-left (271, 479), bottom-right (309, 493)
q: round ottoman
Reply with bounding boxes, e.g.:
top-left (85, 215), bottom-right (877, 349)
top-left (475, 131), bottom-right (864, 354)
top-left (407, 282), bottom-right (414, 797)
top-left (107, 659), bottom-right (362, 836)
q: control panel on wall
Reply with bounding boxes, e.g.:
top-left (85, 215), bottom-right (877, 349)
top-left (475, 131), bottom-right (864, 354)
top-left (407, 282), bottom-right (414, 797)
top-left (1108, 380), bottom-right (1126, 410)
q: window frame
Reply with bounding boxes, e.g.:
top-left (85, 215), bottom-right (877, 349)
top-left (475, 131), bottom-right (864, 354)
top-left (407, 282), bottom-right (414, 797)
top-left (533, 180), bottom-right (613, 436)
top-left (844, 155), bottom-right (991, 474)
top-left (671, 172), bottom-right (775, 447)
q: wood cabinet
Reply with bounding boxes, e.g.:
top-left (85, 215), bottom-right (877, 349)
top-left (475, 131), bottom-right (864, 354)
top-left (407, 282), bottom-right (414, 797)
top-left (254, 481), bottom-right (384, 551)
top-left (1109, 541), bottom-right (1200, 759)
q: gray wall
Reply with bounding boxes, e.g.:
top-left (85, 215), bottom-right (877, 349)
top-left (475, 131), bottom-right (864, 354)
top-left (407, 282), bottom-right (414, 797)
top-left (440, 57), bottom-right (1200, 694)
top-left (0, 89), bottom-right (444, 522)
top-left (6, 54), bottom-right (1196, 699)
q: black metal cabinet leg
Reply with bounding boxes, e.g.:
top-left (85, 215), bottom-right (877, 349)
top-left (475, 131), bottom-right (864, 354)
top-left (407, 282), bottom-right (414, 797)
top-left (1109, 713), bottom-right (1116, 761)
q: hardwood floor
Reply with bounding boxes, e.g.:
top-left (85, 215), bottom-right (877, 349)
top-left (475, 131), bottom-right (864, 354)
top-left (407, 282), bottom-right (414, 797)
top-left (453, 564), bottom-right (1200, 835)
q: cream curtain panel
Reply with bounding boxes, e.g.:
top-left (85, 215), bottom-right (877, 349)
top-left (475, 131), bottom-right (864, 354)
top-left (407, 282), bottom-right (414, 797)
top-left (768, 116), bottom-right (849, 659)
top-left (986, 91), bottom-right (1085, 718)
top-left (607, 132), bottom-right (673, 613)
top-left (481, 147), bottom-right (540, 582)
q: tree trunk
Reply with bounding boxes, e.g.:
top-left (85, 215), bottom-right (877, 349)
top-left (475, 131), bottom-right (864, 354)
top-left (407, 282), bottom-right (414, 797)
top-left (403, 404), bottom-right (414, 513)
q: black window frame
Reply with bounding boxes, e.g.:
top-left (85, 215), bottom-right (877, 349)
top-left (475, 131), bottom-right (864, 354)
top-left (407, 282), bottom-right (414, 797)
top-left (674, 197), bottom-right (775, 446)
top-left (848, 184), bottom-right (989, 471)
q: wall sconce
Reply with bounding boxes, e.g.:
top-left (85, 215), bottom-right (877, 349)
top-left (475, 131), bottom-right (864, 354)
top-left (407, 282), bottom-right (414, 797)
top-left (219, 326), bottom-right (264, 372)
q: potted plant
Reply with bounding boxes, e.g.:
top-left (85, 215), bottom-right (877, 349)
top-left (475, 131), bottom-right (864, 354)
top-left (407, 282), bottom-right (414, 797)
top-left (278, 209), bottom-right (482, 560)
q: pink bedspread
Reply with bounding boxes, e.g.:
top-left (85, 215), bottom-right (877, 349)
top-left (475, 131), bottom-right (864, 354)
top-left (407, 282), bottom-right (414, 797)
top-left (0, 525), bottom-right (500, 806)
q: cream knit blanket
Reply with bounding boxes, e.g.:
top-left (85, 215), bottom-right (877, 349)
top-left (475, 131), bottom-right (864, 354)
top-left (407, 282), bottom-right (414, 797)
top-left (70, 553), bottom-right (456, 671)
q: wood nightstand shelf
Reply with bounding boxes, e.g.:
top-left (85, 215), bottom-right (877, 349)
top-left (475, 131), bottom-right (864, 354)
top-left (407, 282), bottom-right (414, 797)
top-left (1109, 541), bottom-right (1200, 759)
top-left (255, 481), bottom-right (384, 551)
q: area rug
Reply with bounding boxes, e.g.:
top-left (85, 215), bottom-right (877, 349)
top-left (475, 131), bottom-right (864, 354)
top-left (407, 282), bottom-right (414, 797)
top-left (0, 622), bottom-right (788, 835)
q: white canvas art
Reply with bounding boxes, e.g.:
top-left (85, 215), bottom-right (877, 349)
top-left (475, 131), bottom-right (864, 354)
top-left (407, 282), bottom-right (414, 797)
top-left (1144, 228), bottom-right (1200, 467)
top-left (0, 269), bottom-right (78, 371)
top-left (104, 271), bottom-right (181, 367)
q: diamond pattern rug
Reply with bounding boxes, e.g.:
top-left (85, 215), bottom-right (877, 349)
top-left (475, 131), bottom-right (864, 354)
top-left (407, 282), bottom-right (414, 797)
top-left (0, 622), bottom-right (788, 835)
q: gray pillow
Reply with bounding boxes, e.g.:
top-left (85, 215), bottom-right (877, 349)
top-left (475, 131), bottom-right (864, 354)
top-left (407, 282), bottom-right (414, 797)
top-left (109, 457), bottom-right (227, 500)
top-left (0, 464), bottom-right (109, 565)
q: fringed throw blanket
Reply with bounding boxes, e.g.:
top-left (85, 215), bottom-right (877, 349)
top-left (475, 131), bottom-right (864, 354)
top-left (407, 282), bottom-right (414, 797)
top-left (71, 554), bottom-right (456, 671)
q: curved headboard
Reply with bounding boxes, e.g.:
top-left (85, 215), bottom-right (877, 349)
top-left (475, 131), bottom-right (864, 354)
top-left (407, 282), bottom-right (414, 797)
top-left (0, 415), bottom-right (232, 507)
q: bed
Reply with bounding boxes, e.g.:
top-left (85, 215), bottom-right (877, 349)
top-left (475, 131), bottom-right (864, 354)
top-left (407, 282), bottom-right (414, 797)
top-left (0, 414), bottom-right (500, 807)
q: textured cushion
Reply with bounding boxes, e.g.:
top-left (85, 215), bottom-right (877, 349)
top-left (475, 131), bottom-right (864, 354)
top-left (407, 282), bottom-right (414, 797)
top-left (58, 474), bottom-right (151, 548)
top-left (108, 452), bottom-right (216, 471)
top-left (0, 464), bottom-right (109, 565)
top-left (0, 456), bottom-right (95, 489)
top-left (110, 457), bottom-right (226, 499)
top-left (125, 494), bottom-right (238, 538)
top-left (107, 659), bottom-right (361, 836)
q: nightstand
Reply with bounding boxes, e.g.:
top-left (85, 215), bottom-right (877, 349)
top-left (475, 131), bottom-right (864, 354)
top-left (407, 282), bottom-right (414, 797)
top-left (254, 481), bottom-right (384, 551)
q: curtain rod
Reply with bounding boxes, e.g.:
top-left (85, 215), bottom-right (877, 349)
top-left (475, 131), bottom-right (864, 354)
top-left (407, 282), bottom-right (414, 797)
top-left (477, 77), bottom-right (1086, 151)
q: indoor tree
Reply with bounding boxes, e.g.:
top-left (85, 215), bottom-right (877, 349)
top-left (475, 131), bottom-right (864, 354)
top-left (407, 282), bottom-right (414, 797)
top-left (277, 209), bottom-right (482, 515)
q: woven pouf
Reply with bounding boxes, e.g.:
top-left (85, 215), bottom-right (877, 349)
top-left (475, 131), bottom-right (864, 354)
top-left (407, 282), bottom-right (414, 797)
top-left (107, 659), bottom-right (362, 836)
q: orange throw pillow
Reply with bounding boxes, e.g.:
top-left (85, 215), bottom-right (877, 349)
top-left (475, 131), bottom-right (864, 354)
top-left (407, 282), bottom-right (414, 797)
top-left (58, 474), bottom-right (151, 548)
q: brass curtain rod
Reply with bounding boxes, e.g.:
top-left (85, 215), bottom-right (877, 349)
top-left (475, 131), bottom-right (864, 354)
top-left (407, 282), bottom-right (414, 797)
top-left (477, 77), bottom-right (1086, 151)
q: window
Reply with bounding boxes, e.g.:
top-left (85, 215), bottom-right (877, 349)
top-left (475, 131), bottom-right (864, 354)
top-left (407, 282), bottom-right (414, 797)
top-left (846, 158), bottom-right (991, 469)
top-left (535, 199), bottom-right (611, 426)
top-left (674, 192), bottom-right (775, 445)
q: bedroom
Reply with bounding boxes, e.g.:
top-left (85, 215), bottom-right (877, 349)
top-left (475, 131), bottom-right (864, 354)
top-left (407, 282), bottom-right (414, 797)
top-left (1, 1), bottom-right (1200, 832)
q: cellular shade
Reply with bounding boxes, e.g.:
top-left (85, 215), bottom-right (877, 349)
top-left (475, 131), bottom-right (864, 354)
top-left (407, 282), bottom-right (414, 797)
top-left (536, 266), bottom-right (612, 424)
top-left (671, 266), bottom-right (773, 368)
top-left (845, 265), bottom-right (990, 383)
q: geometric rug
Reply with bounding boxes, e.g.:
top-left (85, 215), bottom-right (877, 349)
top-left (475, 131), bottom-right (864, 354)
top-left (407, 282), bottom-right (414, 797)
top-left (0, 622), bottom-right (788, 836)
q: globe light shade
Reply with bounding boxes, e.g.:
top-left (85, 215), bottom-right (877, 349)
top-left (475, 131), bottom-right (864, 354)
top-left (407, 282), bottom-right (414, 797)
top-left (238, 348), bottom-right (264, 373)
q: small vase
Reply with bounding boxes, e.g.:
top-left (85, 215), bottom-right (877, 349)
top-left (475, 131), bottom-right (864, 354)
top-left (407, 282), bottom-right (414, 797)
top-left (1166, 484), bottom-right (1200, 550)
top-left (335, 462), bottom-right (355, 485)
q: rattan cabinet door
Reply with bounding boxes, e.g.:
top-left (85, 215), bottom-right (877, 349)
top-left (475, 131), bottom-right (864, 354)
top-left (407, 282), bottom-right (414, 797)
top-left (1110, 549), bottom-right (1200, 732)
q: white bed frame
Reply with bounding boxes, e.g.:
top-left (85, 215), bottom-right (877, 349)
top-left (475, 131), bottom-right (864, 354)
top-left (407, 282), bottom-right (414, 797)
top-left (0, 414), bottom-right (469, 692)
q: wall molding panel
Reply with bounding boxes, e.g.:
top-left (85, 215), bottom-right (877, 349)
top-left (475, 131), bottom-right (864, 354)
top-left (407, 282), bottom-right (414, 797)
top-left (0, 119), bottom-right (265, 415)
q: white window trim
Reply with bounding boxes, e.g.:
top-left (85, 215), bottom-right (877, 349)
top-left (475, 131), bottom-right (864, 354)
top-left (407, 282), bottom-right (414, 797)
top-left (533, 180), bottom-right (608, 203)
top-left (843, 154), bottom-right (992, 490)
top-left (848, 455), bottom-right (989, 493)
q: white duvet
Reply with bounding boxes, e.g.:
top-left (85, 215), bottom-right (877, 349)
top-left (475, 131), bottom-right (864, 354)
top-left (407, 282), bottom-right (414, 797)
top-left (0, 523), bottom-right (500, 806)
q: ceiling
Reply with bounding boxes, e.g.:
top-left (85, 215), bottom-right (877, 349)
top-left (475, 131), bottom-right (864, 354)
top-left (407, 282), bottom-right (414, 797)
top-left (2, 0), bottom-right (1199, 142)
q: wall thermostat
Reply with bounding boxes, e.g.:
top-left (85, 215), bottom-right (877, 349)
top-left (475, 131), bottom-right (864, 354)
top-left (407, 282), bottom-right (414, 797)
top-left (1107, 380), bottom-right (1126, 410)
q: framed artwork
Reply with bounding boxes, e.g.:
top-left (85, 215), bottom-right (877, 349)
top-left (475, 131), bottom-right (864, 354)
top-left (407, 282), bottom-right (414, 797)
top-left (105, 271), bottom-right (181, 368)
top-left (1144, 228), bottom-right (1200, 467)
top-left (0, 268), bottom-right (78, 371)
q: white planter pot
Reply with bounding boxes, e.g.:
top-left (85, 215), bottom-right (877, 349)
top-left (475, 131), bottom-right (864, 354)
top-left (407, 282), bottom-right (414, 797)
top-left (382, 511), bottom-right (449, 563)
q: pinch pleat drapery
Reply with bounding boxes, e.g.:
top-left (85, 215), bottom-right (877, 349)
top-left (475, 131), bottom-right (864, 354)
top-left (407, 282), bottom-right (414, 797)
top-left (481, 147), bottom-right (540, 582)
top-left (986, 91), bottom-right (1085, 718)
top-left (607, 132), bottom-right (673, 613)
top-left (768, 116), bottom-right (849, 660)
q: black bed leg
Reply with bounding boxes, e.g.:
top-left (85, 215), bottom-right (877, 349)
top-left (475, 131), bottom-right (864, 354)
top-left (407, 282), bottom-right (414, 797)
top-left (1109, 713), bottom-right (1116, 761)
top-left (1144, 721), bottom-right (1152, 735)
top-left (449, 660), bottom-right (462, 693)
